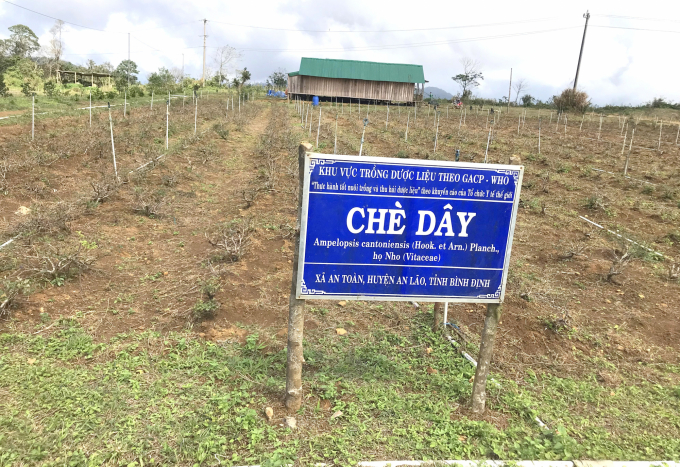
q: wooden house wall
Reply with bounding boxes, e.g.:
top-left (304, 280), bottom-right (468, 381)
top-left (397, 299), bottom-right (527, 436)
top-left (289, 75), bottom-right (415, 102)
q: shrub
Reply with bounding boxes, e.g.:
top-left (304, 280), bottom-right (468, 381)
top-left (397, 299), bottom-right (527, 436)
top-left (552, 88), bottom-right (590, 113)
top-left (0, 75), bottom-right (8, 97)
top-left (43, 80), bottom-right (57, 97)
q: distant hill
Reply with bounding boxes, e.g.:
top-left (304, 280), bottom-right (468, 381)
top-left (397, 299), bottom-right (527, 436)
top-left (424, 87), bottom-right (453, 100)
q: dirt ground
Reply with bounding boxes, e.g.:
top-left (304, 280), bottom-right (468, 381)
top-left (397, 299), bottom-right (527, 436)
top-left (2, 96), bottom-right (679, 386)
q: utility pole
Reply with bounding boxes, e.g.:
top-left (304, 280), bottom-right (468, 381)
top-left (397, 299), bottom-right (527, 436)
top-left (573, 11), bottom-right (590, 92)
top-left (507, 68), bottom-right (512, 112)
top-left (127, 33), bottom-right (130, 88)
top-left (201, 19), bottom-right (208, 87)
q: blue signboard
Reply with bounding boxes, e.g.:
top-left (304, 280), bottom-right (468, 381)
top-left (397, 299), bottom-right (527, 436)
top-left (297, 154), bottom-right (523, 303)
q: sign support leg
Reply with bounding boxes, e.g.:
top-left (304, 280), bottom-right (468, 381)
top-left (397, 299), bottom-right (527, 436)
top-left (471, 303), bottom-right (502, 413)
top-left (433, 302), bottom-right (444, 331)
top-left (285, 142), bottom-right (312, 412)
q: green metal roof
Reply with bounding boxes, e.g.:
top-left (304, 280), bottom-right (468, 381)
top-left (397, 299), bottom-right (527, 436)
top-left (288, 71), bottom-right (299, 77)
top-left (292, 58), bottom-right (425, 84)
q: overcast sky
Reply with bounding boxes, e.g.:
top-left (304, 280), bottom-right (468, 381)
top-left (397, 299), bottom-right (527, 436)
top-left (1, 0), bottom-right (678, 105)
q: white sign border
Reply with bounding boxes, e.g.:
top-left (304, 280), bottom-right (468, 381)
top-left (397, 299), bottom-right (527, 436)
top-left (296, 153), bottom-right (524, 304)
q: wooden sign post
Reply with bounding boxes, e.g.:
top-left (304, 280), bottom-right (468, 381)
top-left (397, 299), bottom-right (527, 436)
top-left (285, 142), bottom-right (311, 411)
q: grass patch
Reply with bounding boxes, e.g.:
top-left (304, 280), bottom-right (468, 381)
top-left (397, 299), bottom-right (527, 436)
top-left (1, 315), bottom-right (679, 465)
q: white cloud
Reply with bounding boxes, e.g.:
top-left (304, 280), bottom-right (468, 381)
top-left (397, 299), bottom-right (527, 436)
top-left (2, 0), bottom-right (679, 105)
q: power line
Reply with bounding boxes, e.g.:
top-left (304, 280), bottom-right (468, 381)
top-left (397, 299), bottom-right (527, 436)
top-left (1, 0), bottom-right (199, 34)
top-left (1, 0), bottom-right (123, 33)
top-left (229, 26), bottom-right (582, 53)
top-left (590, 25), bottom-right (680, 34)
top-left (592, 14), bottom-right (680, 24)
top-left (208, 17), bottom-right (565, 33)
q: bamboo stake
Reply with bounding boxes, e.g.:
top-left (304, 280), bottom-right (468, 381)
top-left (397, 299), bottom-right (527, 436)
top-left (316, 106), bottom-right (321, 147)
top-left (624, 128), bottom-right (635, 176)
top-left (621, 130), bottom-right (627, 155)
top-left (434, 113), bottom-right (440, 153)
top-left (166, 100), bottom-right (169, 150)
top-left (89, 90), bottom-right (92, 128)
top-left (334, 113), bottom-right (338, 154)
top-left (658, 121), bottom-right (663, 150)
top-left (123, 90), bottom-right (127, 118)
top-left (580, 114), bottom-right (584, 132)
top-left (517, 115), bottom-right (521, 135)
top-left (676, 124), bottom-right (679, 145)
top-left (151, 91), bottom-right (154, 110)
top-left (386, 104), bottom-right (389, 129)
top-left (484, 127), bottom-right (492, 163)
top-left (405, 112), bottom-right (410, 142)
top-left (31, 94), bottom-right (34, 140)
top-left (458, 108), bottom-right (463, 135)
top-left (598, 115), bottom-right (603, 140)
top-left (108, 105), bottom-right (118, 179)
top-left (194, 98), bottom-right (197, 134)
top-left (538, 117), bottom-right (541, 154)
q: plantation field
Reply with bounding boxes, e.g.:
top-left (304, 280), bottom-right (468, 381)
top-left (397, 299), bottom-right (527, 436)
top-left (1, 95), bottom-right (680, 466)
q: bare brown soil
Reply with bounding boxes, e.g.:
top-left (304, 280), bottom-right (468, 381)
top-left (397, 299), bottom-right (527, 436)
top-left (2, 98), bottom-right (679, 388)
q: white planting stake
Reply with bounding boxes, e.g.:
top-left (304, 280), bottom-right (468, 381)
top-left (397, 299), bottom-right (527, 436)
top-left (386, 104), bottom-right (389, 129)
top-left (598, 115), bottom-right (603, 140)
top-left (555, 112), bottom-right (560, 132)
top-left (517, 115), bottom-right (521, 135)
top-left (89, 90), bottom-right (92, 128)
top-left (621, 130), bottom-right (627, 155)
top-left (458, 109), bottom-right (463, 134)
top-left (549, 112), bottom-right (552, 125)
top-left (166, 100), bottom-right (169, 150)
top-left (316, 105), bottom-right (321, 147)
top-left (624, 128), bottom-right (635, 176)
top-left (676, 124), bottom-right (680, 145)
top-left (31, 94), bottom-right (35, 140)
top-left (658, 121), bottom-right (662, 150)
top-left (580, 114), bottom-right (584, 132)
top-left (358, 99), bottom-right (360, 113)
top-left (108, 105), bottom-right (118, 180)
top-left (538, 117), bottom-right (541, 154)
top-left (309, 106), bottom-right (313, 137)
top-left (405, 112), bottom-right (410, 142)
top-left (484, 127), bottom-right (492, 163)
top-left (232, 95), bottom-right (234, 113)
top-left (434, 113), bottom-right (440, 153)
top-left (194, 98), bottom-right (198, 135)
top-left (124, 90), bottom-right (127, 118)
top-left (305, 103), bottom-right (309, 129)
top-left (414, 104), bottom-right (417, 123)
top-left (238, 94), bottom-right (241, 113)
top-left (334, 113), bottom-right (338, 154)
top-left (151, 91), bottom-right (154, 110)
top-left (463, 108), bottom-right (465, 126)
top-left (446, 105), bottom-right (449, 119)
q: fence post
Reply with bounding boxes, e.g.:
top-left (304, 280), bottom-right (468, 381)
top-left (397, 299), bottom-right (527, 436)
top-left (285, 142), bottom-right (312, 411)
